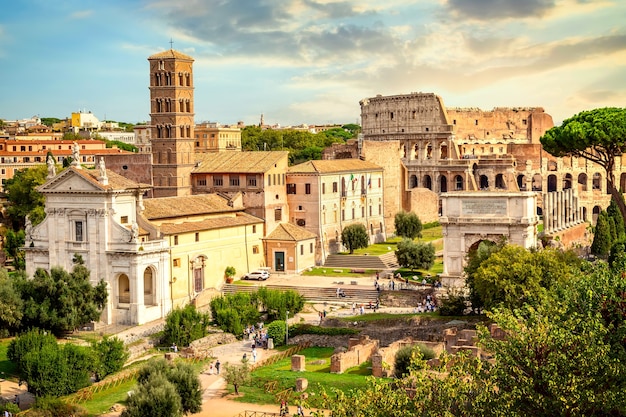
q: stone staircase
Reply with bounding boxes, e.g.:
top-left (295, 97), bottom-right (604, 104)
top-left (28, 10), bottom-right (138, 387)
top-left (222, 284), bottom-right (380, 305)
top-left (323, 254), bottom-right (394, 270)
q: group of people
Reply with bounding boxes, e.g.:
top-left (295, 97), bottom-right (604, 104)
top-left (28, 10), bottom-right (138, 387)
top-left (245, 323), bottom-right (269, 349)
top-left (415, 294), bottom-right (437, 313)
top-left (206, 359), bottom-right (221, 375)
top-left (336, 287), bottom-right (346, 298)
top-left (280, 400), bottom-right (305, 416)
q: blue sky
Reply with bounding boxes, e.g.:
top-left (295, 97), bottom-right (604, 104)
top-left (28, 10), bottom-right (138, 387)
top-left (0, 0), bottom-right (624, 126)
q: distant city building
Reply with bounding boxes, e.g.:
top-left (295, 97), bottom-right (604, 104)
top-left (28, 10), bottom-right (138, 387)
top-left (133, 124), bottom-right (152, 154)
top-left (0, 138), bottom-right (132, 190)
top-left (194, 122), bottom-right (241, 152)
top-left (70, 111), bottom-right (102, 132)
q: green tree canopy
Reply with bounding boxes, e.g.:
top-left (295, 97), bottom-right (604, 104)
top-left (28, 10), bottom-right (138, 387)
top-left (134, 358), bottom-right (202, 415)
top-left (473, 245), bottom-right (579, 311)
top-left (223, 359), bottom-right (252, 395)
top-left (591, 211), bottom-right (612, 257)
top-left (4, 165), bottom-right (48, 229)
top-left (395, 238), bottom-right (435, 271)
top-left (540, 107), bottom-right (626, 221)
top-left (18, 258), bottom-right (108, 336)
top-left (0, 268), bottom-right (23, 334)
top-left (478, 262), bottom-right (626, 416)
top-left (162, 304), bottom-right (210, 347)
top-left (394, 211), bottom-right (423, 240)
top-left (341, 223), bottom-right (369, 254)
top-left (464, 239), bottom-right (505, 314)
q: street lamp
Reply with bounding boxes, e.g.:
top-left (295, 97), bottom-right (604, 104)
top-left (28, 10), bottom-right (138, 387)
top-left (285, 310), bottom-right (289, 345)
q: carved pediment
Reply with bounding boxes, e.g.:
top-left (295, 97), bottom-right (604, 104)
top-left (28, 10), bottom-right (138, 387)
top-left (39, 168), bottom-right (103, 193)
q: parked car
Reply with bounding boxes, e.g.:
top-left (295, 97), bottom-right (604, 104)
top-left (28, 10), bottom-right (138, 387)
top-left (243, 270), bottom-right (270, 281)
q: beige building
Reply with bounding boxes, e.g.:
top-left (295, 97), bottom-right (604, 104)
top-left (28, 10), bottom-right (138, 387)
top-left (263, 222), bottom-right (317, 273)
top-left (194, 122), bottom-right (242, 152)
top-left (191, 151), bottom-right (290, 235)
top-left (141, 194), bottom-right (265, 302)
top-left (286, 159), bottom-right (385, 263)
top-left (24, 151), bottom-right (265, 326)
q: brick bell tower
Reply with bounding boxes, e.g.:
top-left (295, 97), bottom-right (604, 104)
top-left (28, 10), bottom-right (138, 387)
top-left (148, 48), bottom-right (195, 197)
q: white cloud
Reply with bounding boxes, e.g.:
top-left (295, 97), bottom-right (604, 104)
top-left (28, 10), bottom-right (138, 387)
top-left (69, 10), bottom-right (93, 19)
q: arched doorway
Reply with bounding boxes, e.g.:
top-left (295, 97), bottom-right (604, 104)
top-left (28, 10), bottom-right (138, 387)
top-left (118, 274), bottom-right (130, 305)
top-left (143, 267), bottom-right (155, 305)
top-left (424, 175), bottom-right (432, 190)
top-left (547, 174), bottom-right (557, 192)
top-left (495, 174), bottom-right (506, 189)
top-left (578, 173), bottom-right (588, 191)
top-left (454, 175), bottom-right (464, 191)
top-left (409, 175), bottom-right (418, 188)
top-left (191, 256), bottom-right (206, 293)
top-left (563, 173), bottom-right (572, 190)
top-left (479, 175), bottom-right (489, 190)
top-left (440, 175), bottom-right (448, 193)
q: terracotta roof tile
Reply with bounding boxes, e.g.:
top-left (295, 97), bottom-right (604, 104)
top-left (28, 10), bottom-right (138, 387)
top-left (142, 194), bottom-right (236, 220)
top-left (193, 151), bottom-right (289, 174)
top-left (158, 212), bottom-right (263, 235)
top-left (148, 49), bottom-right (194, 61)
top-left (288, 159), bottom-right (382, 174)
top-left (264, 222), bottom-right (317, 241)
top-left (60, 167), bottom-right (150, 191)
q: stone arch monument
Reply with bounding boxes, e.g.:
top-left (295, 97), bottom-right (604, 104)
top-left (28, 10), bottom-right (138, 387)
top-left (439, 191), bottom-right (539, 286)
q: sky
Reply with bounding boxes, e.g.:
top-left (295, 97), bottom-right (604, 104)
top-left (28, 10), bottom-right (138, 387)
top-left (0, 0), bottom-right (624, 127)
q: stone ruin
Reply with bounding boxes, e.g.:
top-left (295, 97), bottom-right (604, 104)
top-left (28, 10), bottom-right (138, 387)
top-left (321, 324), bottom-right (506, 378)
top-left (330, 335), bottom-right (379, 374)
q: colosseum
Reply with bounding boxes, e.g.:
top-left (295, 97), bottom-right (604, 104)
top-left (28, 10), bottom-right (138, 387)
top-left (324, 92), bottom-right (623, 237)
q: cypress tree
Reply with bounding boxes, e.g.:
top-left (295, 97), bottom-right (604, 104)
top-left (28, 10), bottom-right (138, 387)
top-left (591, 211), bottom-right (612, 257)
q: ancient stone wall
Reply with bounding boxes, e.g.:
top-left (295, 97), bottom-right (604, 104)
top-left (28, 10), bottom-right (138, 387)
top-left (405, 188), bottom-right (439, 223)
top-left (322, 142), bottom-right (359, 160)
top-left (361, 140), bottom-right (404, 234)
top-left (447, 107), bottom-right (552, 144)
top-left (330, 335), bottom-right (378, 374)
top-left (371, 338), bottom-right (444, 377)
top-left (360, 93), bottom-right (450, 136)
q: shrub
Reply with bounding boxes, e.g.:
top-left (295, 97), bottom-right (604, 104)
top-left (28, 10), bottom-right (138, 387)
top-left (289, 324), bottom-right (359, 337)
top-left (135, 358), bottom-right (202, 415)
top-left (266, 320), bottom-right (287, 346)
top-left (8, 329), bottom-right (57, 372)
top-left (30, 397), bottom-right (88, 417)
top-left (394, 344), bottom-right (435, 377)
top-left (257, 287), bottom-right (305, 322)
top-left (438, 291), bottom-right (468, 316)
top-left (121, 372), bottom-right (182, 417)
top-left (210, 292), bottom-right (260, 335)
top-left (163, 305), bottom-right (210, 347)
top-left (92, 336), bottom-right (129, 380)
top-left (10, 329), bottom-right (94, 396)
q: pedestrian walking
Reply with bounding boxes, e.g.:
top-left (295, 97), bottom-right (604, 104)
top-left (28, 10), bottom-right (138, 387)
top-left (215, 359), bottom-right (221, 374)
top-left (252, 347), bottom-right (257, 363)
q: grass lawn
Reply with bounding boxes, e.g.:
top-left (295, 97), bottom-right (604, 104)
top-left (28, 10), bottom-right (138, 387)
top-left (231, 347), bottom-right (375, 407)
top-left (77, 379), bottom-right (135, 416)
top-left (0, 338), bottom-right (18, 380)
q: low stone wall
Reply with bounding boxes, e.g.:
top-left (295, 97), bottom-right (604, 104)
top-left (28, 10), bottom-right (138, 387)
top-left (372, 338), bottom-right (445, 377)
top-left (183, 332), bottom-right (238, 358)
top-left (330, 335), bottom-right (378, 374)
